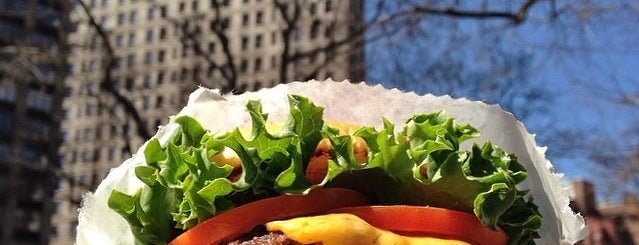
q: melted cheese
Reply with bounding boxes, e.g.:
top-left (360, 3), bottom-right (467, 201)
top-left (265, 213), bottom-right (470, 245)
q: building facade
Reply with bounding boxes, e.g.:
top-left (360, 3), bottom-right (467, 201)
top-left (0, 0), bottom-right (70, 244)
top-left (50, 0), bottom-right (364, 244)
top-left (571, 180), bottom-right (639, 245)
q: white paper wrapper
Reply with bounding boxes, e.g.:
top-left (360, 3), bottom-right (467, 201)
top-left (76, 80), bottom-right (587, 244)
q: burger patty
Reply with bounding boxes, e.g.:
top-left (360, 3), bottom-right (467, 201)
top-left (226, 231), bottom-right (314, 245)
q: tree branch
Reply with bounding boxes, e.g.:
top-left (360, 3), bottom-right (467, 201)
top-left (77, 0), bottom-right (151, 140)
top-left (381, 0), bottom-right (539, 26)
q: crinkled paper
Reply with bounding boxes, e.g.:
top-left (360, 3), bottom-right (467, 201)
top-left (76, 80), bottom-right (587, 244)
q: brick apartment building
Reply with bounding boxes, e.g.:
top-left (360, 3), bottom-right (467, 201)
top-left (571, 179), bottom-right (639, 244)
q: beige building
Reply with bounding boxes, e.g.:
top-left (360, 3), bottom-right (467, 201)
top-left (50, 0), bottom-right (364, 244)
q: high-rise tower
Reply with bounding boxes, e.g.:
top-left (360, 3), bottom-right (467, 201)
top-left (51, 1), bottom-right (364, 244)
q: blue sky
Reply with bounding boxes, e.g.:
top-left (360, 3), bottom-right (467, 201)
top-left (362, 1), bottom-right (639, 200)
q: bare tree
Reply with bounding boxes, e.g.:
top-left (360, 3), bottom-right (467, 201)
top-left (71, 0), bottom-right (639, 202)
top-left (365, 0), bottom-right (639, 199)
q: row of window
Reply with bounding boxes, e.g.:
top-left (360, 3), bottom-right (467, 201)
top-left (69, 49), bottom-right (168, 75)
top-left (60, 144), bottom-right (131, 166)
top-left (66, 68), bottom-right (173, 98)
top-left (114, 27), bottom-right (168, 47)
top-left (88, 0), bottom-right (139, 8)
top-left (62, 122), bottom-right (128, 145)
top-left (88, 2), bottom-right (168, 24)
top-left (62, 93), bottom-right (174, 123)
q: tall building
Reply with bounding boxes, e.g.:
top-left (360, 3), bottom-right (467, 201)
top-left (0, 0), bottom-right (70, 244)
top-left (51, 0), bottom-right (364, 244)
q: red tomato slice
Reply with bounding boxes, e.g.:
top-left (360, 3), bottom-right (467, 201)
top-left (169, 188), bottom-right (370, 245)
top-left (330, 205), bottom-right (508, 245)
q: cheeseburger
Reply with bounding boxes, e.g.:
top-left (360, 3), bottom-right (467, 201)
top-left (107, 95), bottom-right (542, 245)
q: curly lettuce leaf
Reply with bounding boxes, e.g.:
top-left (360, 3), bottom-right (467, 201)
top-left (330, 111), bottom-right (541, 244)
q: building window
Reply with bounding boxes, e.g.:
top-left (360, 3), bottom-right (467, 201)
top-left (0, 115), bottom-right (11, 135)
top-left (117, 13), bottom-right (125, 25)
top-left (310, 20), bottom-right (320, 39)
top-left (255, 57), bottom-right (262, 72)
top-left (127, 54), bottom-right (135, 66)
top-left (180, 68), bottom-right (189, 80)
top-left (294, 27), bottom-right (300, 41)
top-left (221, 18), bottom-right (230, 30)
top-left (158, 50), bottom-right (165, 63)
top-left (159, 27), bottom-right (167, 40)
top-left (62, 108), bottom-right (70, 119)
top-left (156, 96), bottom-right (164, 108)
top-left (26, 92), bottom-right (53, 112)
top-left (129, 10), bottom-right (137, 24)
top-left (68, 64), bottom-right (76, 74)
top-left (256, 11), bottom-right (263, 25)
top-left (181, 44), bottom-right (189, 57)
top-left (61, 131), bottom-right (69, 143)
top-left (85, 104), bottom-right (94, 116)
top-left (157, 71), bottom-right (165, 84)
top-left (129, 32), bottom-right (136, 46)
top-left (242, 13), bottom-right (249, 26)
top-left (271, 31), bottom-right (277, 44)
top-left (160, 5), bottom-right (167, 18)
top-left (145, 51), bottom-right (153, 64)
top-left (143, 74), bottom-right (152, 88)
top-left (241, 36), bottom-right (248, 50)
top-left (93, 149), bottom-right (101, 162)
top-left (192, 0), bottom-right (198, 11)
top-left (255, 34), bottom-right (262, 48)
top-left (271, 55), bottom-right (277, 68)
top-left (240, 59), bottom-right (248, 73)
top-left (108, 147), bottom-right (116, 160)
top-left (147, 7), bottom-right (155, 20)
top-left (114, 57), bottom-right (122, 69)
top-left (325, 0), bottom-right (332, 12)
top-left (88, 59), bottom-right (97, 71)
top-left (146, 29), bottom-right (154, 43)
top-left (87, 82), bottom-right (98, 95)
top-left (82, 150), bottom-right (91, 162)
top-left (115, 34), bottom-right (124, 47)
top-left (142, 96), bottom-right (150, 110)
top-left (125, 77), bottom-right (134, 91)
top-left (99, 16), bottom-right (109, 28)
top-left (84, 127), bottom-right (93, 141)
top-left (61, 85), bottom-right (71, 96)
top-left (90, 36), bottom-right (98, 50)
top-left (179, 2), bottom-right (185, 12)
top-left (110, 125), bottom-right (117, 137)
top-left (111, 78), bottom-right (121, 92)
